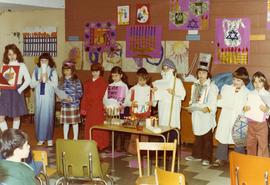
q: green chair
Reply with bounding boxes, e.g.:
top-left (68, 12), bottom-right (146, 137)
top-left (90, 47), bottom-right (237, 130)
top-left (55, 139), bottom-right (113, 185)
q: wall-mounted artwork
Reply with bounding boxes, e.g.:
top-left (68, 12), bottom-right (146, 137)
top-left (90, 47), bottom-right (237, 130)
top-left (23, 26), bottom-right (57, 56)
top-left (126, 25), bottom-right (162, 58)
top-left (84, 22), bottom-right (116, 64)
top-left (102, 41), bottom-right (164, 73)
top-left (65, 41), bottom-right (84, 70)
top-left (136, 4), bottom-right (150, 24)
top-left (165, 41), bottom-right (189, 75)
top-left (169, 0), bottom-right (209, 30)
top-left (215, 18), bottom-right (250, 65)
top-left (117, 5), bottom-right (130, 25)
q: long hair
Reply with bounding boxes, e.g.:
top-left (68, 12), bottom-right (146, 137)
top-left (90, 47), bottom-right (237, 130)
top-left (108, 66), bottom-right (128, 84)
top-left (252, 71), bottom-right (269, 90)
top-left (3, 44), bottom-right (24, 64)
top-left (59, 60), bottom-right (78, 86)
top-left (37, 52), bottom-right (56, 68)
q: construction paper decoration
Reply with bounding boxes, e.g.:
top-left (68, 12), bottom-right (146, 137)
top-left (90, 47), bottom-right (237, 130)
top-left (117, 5), bottom-right (130, 25)
top-left (215, 18), bottom-right (250, 64)
top-left (136, 4), bottom-right (150, 24)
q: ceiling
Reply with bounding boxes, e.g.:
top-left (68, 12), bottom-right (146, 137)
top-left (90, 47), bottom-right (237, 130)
top-left (0, 0), bottom-right (64, 12)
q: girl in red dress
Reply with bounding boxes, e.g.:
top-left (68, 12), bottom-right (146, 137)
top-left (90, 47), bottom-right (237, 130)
top-left (81, 63), bottom-right (109, 150)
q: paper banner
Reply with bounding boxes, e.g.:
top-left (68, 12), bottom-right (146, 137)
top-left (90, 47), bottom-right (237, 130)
top-left (169, 0), bottom-right (209, 30)
top-left (215, 18), bottom-right (250, 65)
top-left (23, 26), bottom-right (57, 56)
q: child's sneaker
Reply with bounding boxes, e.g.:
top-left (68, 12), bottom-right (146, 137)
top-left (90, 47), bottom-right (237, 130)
top-left (202, 160), bottom-right (210, 166)
top-left (185, 155), bottom-right (202, 161)
top-left (47, 140), bottom-right (53, 147)
top-left (37, 141), bottom-right (44, 146)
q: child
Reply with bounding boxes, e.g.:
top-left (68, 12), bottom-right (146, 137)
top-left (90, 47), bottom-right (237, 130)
top-left (153, 58), bottom-right (186, 130)
top-left (244, 72), bottom-right (270, 157)
top-left (0, 44), bottom-right (31, 131)
top-left (30, 53), bottom-right (58, 146)
top-left (59, 60), bottom-right (83, 140)
top-left (126, 68), bottom-right (152, 154)
top-left (103, 66), bottom-right (129, 151)
top-left (81, 63), bottom-right (109, 150)
top-left (0, 129), bottom-right (36, 185)
top-left (185, 60), bottom-right (218, 166)
top-left (214, 67), bottom-right (250, 167)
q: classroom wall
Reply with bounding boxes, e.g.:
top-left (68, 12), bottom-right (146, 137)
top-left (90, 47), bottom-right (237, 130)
top-left (0, 9), bottom-right (65, 74)
top-left (66, 0), bottom-right (270, 79)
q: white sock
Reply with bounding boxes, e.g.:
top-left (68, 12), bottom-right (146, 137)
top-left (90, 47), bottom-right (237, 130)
top-left (13, 119), bottom-right (20, 129)
top-left (0, 121), bottom-right (8, 131)
top-left (63, 124), bottom-right (70, 139)
top-left (72, 124), bottom-right (79, 140)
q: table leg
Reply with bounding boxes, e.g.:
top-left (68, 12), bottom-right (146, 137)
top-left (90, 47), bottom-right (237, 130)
top-left (111, 131), bottom-right (115, 172)
top-left (173, 128), bottom-right (180, 172)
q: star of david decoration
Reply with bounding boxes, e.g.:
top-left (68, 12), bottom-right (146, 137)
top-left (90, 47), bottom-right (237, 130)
top-left (235, 120), bottom-right (247, 138)
top-left (225, 30), bottom-right (239, 41)
top-left (187, 19), bottom-right (199, 29)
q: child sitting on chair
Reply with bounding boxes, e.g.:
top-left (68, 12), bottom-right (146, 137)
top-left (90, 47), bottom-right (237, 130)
top-left (0, 129), bottom-right (36, 185)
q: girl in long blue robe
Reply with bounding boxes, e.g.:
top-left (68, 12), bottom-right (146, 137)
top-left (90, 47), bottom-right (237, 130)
top-left (30, 53), bottom-right (58, 146)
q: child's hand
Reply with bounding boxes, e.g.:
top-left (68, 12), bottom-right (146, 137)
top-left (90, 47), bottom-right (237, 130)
top-left (146, 101), bottom-right (152, 107)
top-left (217, 94), bottom-right (222, 100)
top-left (151, 87), bottom-right (158, 92)
top-left (201, 107), bottom-right (210, 113)
top-left (259, 105), bottom-right (269, 113)
top-left (64, 96), bottom-right (73, 103)
top-left (80, 110), bottom-right (87, 116)
top-left (40, 73), bottom-right (48, 82)
top-left (243, 106), bottom-right (251, 112)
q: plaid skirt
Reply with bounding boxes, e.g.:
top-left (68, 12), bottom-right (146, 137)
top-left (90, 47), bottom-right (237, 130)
top-left (60, 106), bottom-right (81, 124)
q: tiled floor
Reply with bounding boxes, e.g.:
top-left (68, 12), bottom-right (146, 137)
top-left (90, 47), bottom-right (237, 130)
top-left (18, 119), bottom-right (230, 185)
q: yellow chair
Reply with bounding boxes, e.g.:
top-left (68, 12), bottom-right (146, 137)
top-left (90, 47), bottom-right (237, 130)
top-left (230, 151), bottom-right (270, 185)
top-left (32, 150), bottom-right (57, 185)
top-left (155, 167), bottom-right (185, 185)
top-left (136, 139), bottom-right (177, 185)
top-left (55, 139), bottom-right (113, 185)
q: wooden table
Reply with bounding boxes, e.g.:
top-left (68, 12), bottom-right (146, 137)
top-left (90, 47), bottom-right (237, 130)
top-left (90, 124), bottom-right (181, 172)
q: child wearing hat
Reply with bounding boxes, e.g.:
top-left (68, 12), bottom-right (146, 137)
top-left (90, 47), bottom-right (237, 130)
top-left (59, 60), bottom-right (83, 140)
top-left (213, 67), bottom-right (250, 167)
top-left (152, 58), bottom-right (186, 131)
top-left (185, 60), bottom-right (218, 166)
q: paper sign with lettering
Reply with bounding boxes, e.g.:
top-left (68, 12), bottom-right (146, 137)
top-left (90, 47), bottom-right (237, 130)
top-left (108, 86), bottom-right (126, 104)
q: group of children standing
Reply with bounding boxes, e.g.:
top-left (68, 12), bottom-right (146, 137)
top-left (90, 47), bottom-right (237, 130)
top-left (0, 44), bottom-right (269, 165)
top-left (186, 63), bottom-right (270, 167)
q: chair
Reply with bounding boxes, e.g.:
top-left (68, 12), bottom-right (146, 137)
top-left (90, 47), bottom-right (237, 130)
top-left (155, 167), bottom-right (185, 185)
top-left (136, 139), bottom-right (177, 185)
top-left (55, 139), bottom-right (113, 185)
top-left (32, 150), bottom-right (57, 185)
top-left (230, 151), bottom-right (270, 185)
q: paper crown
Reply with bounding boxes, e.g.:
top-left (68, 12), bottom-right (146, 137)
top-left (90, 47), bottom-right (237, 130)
top-left (197, 53), bottom-right (212, 72)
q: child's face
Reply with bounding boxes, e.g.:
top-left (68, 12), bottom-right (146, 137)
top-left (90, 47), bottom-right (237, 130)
top-left (111, 73), bottom-right (122, 82)
top-left (8, 50), bottom-right (17, 61)
top-left (233, 77), bottom-right (244, 88)
top-left (253, 77), bottom-right (264, 90)
top-left (63, 68), bottom-right (72, 77)
top-left (14, 141), bottom-right (30, 159)
top-left (91, 70), bottom-right (100, 79)
top-left (40, 58), bottom-right (49, 65)
top-left (138, 76), bottom-right (147, 86)
top-left (197, 70), bottom-right (208, 83)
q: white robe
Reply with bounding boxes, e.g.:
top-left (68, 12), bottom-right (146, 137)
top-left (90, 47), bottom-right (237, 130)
top-left (153, 77), bottom-right (186, 129)
top-left (190, 79), bottom-right (218, 136)
top-left (215, 84), bottom-right (249, 144)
